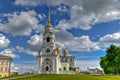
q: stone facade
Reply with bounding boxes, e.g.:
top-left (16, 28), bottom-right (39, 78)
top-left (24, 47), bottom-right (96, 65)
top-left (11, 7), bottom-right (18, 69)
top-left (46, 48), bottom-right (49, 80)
top-left (0, 54), bottom-right (12, 77)
top-left (37, 8), bottom-right (75, 74)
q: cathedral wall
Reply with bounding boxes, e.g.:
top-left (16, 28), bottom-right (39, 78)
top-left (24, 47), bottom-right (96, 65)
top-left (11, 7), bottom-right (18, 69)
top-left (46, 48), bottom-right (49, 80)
top-left (61, 62), bottom-right (69, 71)
top-left (69, 57), bottom-right (75, 67)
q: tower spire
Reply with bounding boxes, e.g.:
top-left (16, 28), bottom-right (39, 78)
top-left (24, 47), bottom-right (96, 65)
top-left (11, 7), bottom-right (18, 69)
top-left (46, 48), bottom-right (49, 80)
top-left (47, 7), bottom-right (51, 27)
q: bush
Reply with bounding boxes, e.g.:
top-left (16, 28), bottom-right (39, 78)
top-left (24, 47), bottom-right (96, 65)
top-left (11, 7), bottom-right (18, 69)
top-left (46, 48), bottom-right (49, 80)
top-left (69, 66), bottom-right (76, 71)
top-left (63, 67), bottom-right (66, 71)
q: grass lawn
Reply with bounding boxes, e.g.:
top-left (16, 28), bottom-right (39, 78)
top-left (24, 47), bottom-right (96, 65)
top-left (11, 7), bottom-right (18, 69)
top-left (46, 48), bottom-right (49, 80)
top-left (14, 74), bottom-right (120, 80)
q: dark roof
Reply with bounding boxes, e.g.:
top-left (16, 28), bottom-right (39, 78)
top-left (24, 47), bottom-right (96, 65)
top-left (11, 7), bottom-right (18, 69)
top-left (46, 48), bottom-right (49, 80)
top-left (0, 54), bottom-right (12, 60)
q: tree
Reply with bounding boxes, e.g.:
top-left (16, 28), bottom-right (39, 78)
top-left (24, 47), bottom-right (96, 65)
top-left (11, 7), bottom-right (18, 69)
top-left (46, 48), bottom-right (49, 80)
top-left (100, 45), bottom-right (120, 74)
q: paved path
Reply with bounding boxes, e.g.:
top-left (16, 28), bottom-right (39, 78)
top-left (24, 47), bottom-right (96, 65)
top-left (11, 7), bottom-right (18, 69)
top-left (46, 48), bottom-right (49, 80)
top-left (0, 74), bottom-right (37, 80)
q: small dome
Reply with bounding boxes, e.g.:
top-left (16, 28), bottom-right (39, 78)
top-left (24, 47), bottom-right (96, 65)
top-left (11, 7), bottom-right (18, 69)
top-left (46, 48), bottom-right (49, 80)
top-left (56, 47), bottom-right (62, 51)
top-left (64, 49), bottom-right (68, 53)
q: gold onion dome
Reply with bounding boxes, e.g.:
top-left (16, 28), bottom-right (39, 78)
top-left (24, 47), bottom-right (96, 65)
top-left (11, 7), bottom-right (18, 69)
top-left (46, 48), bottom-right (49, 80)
top-left (64, 49), bottom-right (68, 53)
top-left (56, 47), bottom-right (62, 51)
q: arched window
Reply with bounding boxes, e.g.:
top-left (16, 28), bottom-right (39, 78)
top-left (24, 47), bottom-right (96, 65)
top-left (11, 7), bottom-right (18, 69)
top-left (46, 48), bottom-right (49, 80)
top-left (46, 48), bottom-right (50, 52)
top-left (47, 37), bottom-right (50, 42)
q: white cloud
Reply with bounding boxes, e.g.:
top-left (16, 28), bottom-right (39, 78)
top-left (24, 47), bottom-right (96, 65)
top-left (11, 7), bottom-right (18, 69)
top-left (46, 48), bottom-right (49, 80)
top-left (0, 10), bottom-right (44, 36)
top-left (55, 30), bottom-right (100, 52)
top-left (100, 32), bottom-right (120, 43)
top-left (55, 41), bottom-right (65, 48)
top-left (57, 5), bottom-right (69, 12)
top-left (55, 30), bottom-right (74, 42)
top-left (28, 34), bottom-right (42, 46)
top-left (15, 0), bottom-right (120, 30)
top-left (0, 34), bottom-right (10, 48)
top-left (15, 0), bottom-right (64, 6)
top-left (38, 14), bottom-right (46, 20)
top-left (27, 34), bottom-right (42, 53)
top-left (16, 34), bottom-right (42, 56)
top-left (0, 48), bottom-right (19, 58)
top-left (55, 31), bottom-right (120, 52)
top-left (98, 32), bottom-right (120, 48)
top-left (16, 46), bottom-right (38, 56)
top-left (64, 36), bottom-right (100, 52)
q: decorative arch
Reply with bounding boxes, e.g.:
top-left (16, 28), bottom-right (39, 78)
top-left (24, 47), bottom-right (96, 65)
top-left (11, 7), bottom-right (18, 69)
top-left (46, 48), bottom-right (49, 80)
top-left (45, 58), bottom-right (50, 61)
top-left (42, 58), bottom-right (53, 73)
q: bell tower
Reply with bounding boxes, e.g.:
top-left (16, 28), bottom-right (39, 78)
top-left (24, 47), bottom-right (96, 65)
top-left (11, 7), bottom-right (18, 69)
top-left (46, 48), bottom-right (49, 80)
top-left (38, 7), bottom-right (59, 74)
top-left (37, 7), bottom-right (75, 74)
top-left (42, 7), bottom-right (55, 55)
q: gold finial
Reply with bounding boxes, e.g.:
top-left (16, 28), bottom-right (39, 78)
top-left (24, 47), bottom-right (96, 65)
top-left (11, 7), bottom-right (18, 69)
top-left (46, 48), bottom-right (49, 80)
top-left (56, 47), bottom-right (62, 51)
top-left (64, 49), bottom-right (68, 56)
top-left (47, 7), bottom-right (51, 27)
top-left (64, 49), bottom-right (68, 53)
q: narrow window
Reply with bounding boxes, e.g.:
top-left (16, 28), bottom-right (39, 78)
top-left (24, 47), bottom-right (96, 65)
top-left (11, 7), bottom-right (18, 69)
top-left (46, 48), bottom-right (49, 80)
top-left (70, 58), bottom-right (73, 62)
top-left (47, 37), bottom-right (50, 42)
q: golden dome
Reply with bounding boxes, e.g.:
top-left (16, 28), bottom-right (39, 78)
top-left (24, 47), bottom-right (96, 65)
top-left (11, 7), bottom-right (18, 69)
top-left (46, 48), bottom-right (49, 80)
top-left (64, 49), bottom-right (68, 53)
top-left (56, 47), bottom-right (62, 51)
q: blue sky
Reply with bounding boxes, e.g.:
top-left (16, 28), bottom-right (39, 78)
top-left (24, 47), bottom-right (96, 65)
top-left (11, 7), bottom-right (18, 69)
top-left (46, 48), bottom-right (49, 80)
top-left (0, 0), bottom-right (120, 73)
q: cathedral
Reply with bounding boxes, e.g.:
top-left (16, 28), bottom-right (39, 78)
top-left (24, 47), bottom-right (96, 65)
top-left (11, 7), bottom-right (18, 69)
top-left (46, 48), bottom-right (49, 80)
top-left (37, 8), bottom-right (75, 74)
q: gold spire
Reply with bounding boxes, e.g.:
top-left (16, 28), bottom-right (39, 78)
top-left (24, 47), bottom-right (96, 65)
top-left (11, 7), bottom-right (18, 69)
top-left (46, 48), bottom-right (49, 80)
top-left (47, 7), bottom-right (52, 27)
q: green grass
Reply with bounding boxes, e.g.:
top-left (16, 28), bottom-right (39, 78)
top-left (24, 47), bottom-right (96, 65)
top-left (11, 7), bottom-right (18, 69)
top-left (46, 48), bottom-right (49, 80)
top-left (13, 74), bottom-right (120, 80)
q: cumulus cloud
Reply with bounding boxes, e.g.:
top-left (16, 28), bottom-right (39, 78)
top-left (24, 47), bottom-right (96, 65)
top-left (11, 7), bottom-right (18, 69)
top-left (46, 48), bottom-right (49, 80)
top-left (98, 32), bottom-right (120, 48)
top-left (0, 34), bottom-right (10, 48)
top-left (0, 10), bottom-right (44, 36)
top-left (0, 48), bottom-right (19, 58)
top-left (15, 0), bottom-right (64, 6)
top-left (16, 46), bottom-right (37, 56)
top-left (28, 34), bottom-right (42, 46)
top-left (100, 32), bottom-right (120, 43)
top-left (55, 30), bottom-right (100, 52)
top-left (57, 5), bottom-right (69, 12)
top-left (55, 41), bottom-right (65, 48)
top-left (16, 34), bottom-right (42, 56)
top-left (55, 31), bottom-right (120, 52)
top-left (27, 34), bottom-right (42, 52)
top-left (55, 30), bottom-right (74, 42)
top-left (15, 0), bottom-right (120, 30)
top-left (64, 36), bottom-right (100, 52)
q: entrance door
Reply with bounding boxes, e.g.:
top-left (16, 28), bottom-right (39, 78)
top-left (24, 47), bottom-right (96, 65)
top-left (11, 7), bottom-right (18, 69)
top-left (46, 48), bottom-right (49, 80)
top-left (42, 58), bottom-right (52, 73)
top-left (46, 66), bottom-right (49, 71)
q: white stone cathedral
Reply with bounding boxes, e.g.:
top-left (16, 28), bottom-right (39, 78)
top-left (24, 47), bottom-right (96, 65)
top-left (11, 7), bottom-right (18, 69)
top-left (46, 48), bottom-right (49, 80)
top-left (37, 8), bottom-right (75, 74)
